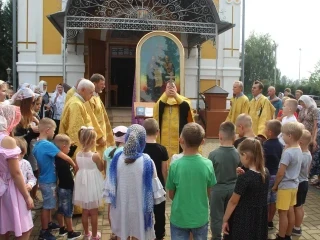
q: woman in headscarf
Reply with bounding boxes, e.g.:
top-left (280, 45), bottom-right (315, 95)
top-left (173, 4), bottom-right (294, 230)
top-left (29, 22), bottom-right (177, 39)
top-left (12, 88), bottom-right (39, 158)
top-left (38, 80), bottom-right (50, 119)
top-left (0, 104), bottom-right (34, 239)
top-left (50, 84), bottom-right (66, 134)
top-left (104, 124), bottom-right (166, 240)
top-left (298, 95), bottom-right (318, 152)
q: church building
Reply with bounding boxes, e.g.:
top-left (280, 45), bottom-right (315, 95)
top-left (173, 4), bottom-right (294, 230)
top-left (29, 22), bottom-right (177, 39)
top-left (17, 0), bottom-right (241, 109)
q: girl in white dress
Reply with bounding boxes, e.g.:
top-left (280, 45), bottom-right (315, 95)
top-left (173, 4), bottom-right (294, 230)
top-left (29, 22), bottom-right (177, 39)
top-left (73, 126), bottom-right (104, 240)
top-left (104, 124), bottom-right (166, 240)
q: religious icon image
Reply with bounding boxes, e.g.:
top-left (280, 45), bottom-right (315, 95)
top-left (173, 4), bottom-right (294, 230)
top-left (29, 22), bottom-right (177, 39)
top-left (138, 34), bottom-right (182, 102)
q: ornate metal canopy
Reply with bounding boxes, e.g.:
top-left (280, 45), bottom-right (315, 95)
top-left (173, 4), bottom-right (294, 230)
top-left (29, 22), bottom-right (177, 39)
top-left (48, 0), bottom-right (234, 47)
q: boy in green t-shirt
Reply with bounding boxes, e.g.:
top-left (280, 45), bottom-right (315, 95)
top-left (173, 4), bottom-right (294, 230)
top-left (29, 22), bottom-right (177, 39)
top-left (166, 123), bottom-right (216, 239)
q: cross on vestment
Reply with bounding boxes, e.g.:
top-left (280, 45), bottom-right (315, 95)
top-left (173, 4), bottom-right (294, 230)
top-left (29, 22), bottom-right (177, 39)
top-left (165, 72), bottom-right (176, 86)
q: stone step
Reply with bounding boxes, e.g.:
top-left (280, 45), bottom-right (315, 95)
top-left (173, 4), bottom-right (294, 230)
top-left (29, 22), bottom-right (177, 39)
top-left (107, 107), bottom-right (132, 128)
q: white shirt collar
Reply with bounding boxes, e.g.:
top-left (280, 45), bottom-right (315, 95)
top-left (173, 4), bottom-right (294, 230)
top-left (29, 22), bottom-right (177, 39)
top-left (254, 94), bottom-right (262, 101)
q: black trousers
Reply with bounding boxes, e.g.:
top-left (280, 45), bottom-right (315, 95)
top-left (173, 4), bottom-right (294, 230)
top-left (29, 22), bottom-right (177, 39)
top-left (53, 119), bottom-right (60, 136)
top-left (154, 200), bottom-right (166, 239)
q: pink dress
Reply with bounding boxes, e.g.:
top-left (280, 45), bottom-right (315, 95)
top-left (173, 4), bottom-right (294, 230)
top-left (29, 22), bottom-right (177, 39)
top-left (0, 133), bottom-right (33, 236)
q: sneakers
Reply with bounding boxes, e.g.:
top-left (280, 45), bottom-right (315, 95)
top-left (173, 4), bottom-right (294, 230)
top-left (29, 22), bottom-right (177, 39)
top-left (67, 231), bottom-right (82, 240)
top-left (48, 222), bottom-right (60, 231)
top-left (38, 230), bottom-right (56, 240)
top-left (91, 232), bottom-right (101, 240)
top-left (268, 221), bottom-right (274, 229)
top-left (59, 227), bottom-right (68, 236)
top-left (292, 227), bottom-right (302, 236)
top-left (83, 231), bottom-right (92, 240)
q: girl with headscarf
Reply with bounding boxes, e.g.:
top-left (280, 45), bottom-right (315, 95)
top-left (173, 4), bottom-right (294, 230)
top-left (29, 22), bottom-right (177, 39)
top-left (50, 84), bottom-right (66, 134)
top-left (0, 104), bottom-right (34, 238)
top-left (104, 124), bottom-right (166, 240)
top-left (38, 80), bottom-right (50, 119)
top-left (13, 88), bottom-right (39, 158)
top-left (298, 95), bottom-right (318, 152)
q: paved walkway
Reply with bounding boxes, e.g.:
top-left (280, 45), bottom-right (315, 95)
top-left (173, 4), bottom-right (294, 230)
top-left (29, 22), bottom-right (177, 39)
top-left (27, 139), bottom-right (320, 240)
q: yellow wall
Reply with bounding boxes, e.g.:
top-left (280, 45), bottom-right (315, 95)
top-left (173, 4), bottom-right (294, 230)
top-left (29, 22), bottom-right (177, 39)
top-left (200, 79), bottom-right (220, 93)
top-left (201, 0), bottom-right (218, 59)
top-left (39, 76), bottom-right (63, 93)
top-left (43, 0), bottom-right (62, 54)
top-left (201, 40), bottom-right (217, 59)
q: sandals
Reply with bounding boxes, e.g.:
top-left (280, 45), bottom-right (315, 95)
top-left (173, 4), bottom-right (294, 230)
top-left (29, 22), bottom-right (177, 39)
top-left (110, 233), bottom-right (117, 240)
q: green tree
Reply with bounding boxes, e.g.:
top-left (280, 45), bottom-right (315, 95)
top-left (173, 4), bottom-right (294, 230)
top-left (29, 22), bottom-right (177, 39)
top-left (0, 0), bottom-right (12, 81)
top-left (308, 60), bottom-right (320, 94)
top-left (243, 32), bottom-right (281, 93)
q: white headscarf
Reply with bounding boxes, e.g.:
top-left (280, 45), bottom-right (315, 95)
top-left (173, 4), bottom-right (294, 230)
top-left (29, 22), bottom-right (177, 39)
top-left (11, 87), bottom-right (35, 103)
top-left (299, 95), bottom-right (317, 109)
top-left (30, 84), bottom-right (41, 94)
top-left (18, 83), bottom-right (30, 90)
top-left (51, 84), bottom-right (66, 100)
top-left (38, 80), bottom-right (47, 96)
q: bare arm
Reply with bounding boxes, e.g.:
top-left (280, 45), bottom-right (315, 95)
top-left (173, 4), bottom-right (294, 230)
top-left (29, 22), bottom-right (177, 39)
top-left (223, 193), bottom-right (240, 223)
top-left (161, 161), bottom-right (168, 185)
top-left (92, 153), bottom-right (104, 171)
top-left (4, 137), bottom-right (34, 209)
top-left (168, 190), bottom-right (175, 200)
top-left (57, 151), bottom-right (76, 168)
top-left (272, 164), bottom-right (287, 191)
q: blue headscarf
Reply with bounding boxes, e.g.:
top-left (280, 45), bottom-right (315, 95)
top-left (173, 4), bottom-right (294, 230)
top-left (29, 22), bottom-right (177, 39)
top-left (108, 124), bottom-right (154, 231)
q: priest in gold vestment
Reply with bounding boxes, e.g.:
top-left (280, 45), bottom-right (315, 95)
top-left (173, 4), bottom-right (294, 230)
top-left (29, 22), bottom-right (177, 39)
top-left (59, 79), bottom-right (95, 157)
top-left (247, 81), bottom-right (275, 139)
top-left (226, 81), bottom-right (249, 124)
top-left (153, 83), bottom-right (194, 158)
top-left (85, 74), bottom-right (114, 157)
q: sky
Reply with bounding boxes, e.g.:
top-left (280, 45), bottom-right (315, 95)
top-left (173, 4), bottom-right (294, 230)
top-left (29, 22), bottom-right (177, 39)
top-left (244, 0), bottom-right (320, 80)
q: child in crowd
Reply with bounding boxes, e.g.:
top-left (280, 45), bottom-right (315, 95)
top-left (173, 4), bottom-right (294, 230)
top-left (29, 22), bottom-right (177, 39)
top-left (278, 99), bottom-right (298, 146)
top-left (33, 118), bottom-right (76, 240)
top-left (263, 120), bottom-right (283, 229)
top-left (0, 105), bottom-right (34, 239)
top-left (292, 130), bottom-right (312, 236)
top-left (15, 137), bottom-right (37, 219)
top-left (73, 127), bottom-right (104, 240)
top-left (208, 122), bottom-right (240, 240)
top-left (143, 118), bottom-right (169, 240)
top-left (166, 123), bottom-right (216, 239)
top-left (54, 134), bottom-right (82, 239)
top-left (234, 114), bottom-right (256, 148)
top-left (222, 138), bottom-right (269, 240)
top-left (103, 126), bottom-right (127, 176)
top-left (103, 125), bottom-right (127, 240)
top-left (272, 122), bottom-right (304, 240)
top-left (28, 94), bottom-right (42, 209)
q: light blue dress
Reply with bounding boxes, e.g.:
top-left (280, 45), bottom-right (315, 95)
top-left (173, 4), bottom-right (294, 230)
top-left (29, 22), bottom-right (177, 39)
top-left (103, 146), bottom-right (124, 176)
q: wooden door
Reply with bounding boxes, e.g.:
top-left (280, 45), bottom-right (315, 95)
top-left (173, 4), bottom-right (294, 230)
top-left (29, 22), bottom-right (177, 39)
top-left (89, 39), bottom-right (107, 105)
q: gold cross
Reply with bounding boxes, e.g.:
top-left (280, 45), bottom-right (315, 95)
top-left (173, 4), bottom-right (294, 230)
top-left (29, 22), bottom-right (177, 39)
top-left (223, 6), bottom-right (239, 57)
top-left (165, 72), bottom-right (175, 84)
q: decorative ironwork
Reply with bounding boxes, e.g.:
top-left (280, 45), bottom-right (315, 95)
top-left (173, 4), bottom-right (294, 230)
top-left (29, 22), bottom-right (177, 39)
top-left (66, 16), bottom-right (217, 35)
top-left (67, 0), bottom-right (217, 23)
top-left (67, 29), bottom-right (80, 40)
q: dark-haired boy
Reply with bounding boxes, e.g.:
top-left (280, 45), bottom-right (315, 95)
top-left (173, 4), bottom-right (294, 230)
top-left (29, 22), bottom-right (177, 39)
top-left (166, 123), bottom-right (216, 239)
top-left (143, 118), bottom-right (169, 240)
top-left (208, 122), bottom-right (240, 240)
top-left (264, 120), bottom-right (283, 229)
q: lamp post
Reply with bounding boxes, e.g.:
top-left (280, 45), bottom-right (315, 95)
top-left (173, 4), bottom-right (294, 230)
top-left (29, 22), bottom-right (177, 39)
top-left (299, 48), bottom-right (301, 81)
top-left (6, 67), bottom-right (12, 85)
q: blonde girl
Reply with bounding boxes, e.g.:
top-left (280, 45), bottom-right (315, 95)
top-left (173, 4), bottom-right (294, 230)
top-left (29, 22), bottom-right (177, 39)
top-left (222, 138), bottom-right (269, 240)
top-left (73, 127), bottom-right (104, 240)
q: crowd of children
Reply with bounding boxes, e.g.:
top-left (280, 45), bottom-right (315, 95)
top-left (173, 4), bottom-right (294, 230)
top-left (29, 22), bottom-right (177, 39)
top-left (0, 90), bottom-right (317, 240)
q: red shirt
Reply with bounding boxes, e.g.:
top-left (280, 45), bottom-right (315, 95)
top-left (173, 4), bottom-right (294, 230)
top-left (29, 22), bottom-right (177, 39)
top-left (277, 110), bottom-right (298, 118)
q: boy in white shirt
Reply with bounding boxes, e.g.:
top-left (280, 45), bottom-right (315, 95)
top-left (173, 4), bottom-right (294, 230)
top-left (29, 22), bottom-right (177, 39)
top-left (279, 99), bottom-right (298, 146)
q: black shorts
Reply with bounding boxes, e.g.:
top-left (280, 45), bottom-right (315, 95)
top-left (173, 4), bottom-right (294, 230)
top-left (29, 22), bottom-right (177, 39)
top-left (295, 181), bottom-right (308, 207)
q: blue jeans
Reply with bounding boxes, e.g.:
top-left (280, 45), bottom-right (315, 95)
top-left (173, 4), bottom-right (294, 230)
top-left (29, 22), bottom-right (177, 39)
top-left (57, 188), bottom-right (74, 217)
top-left (170, 222), bottom-right (208, 240)
top-left (39, 183), bottom-right (57, 209)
